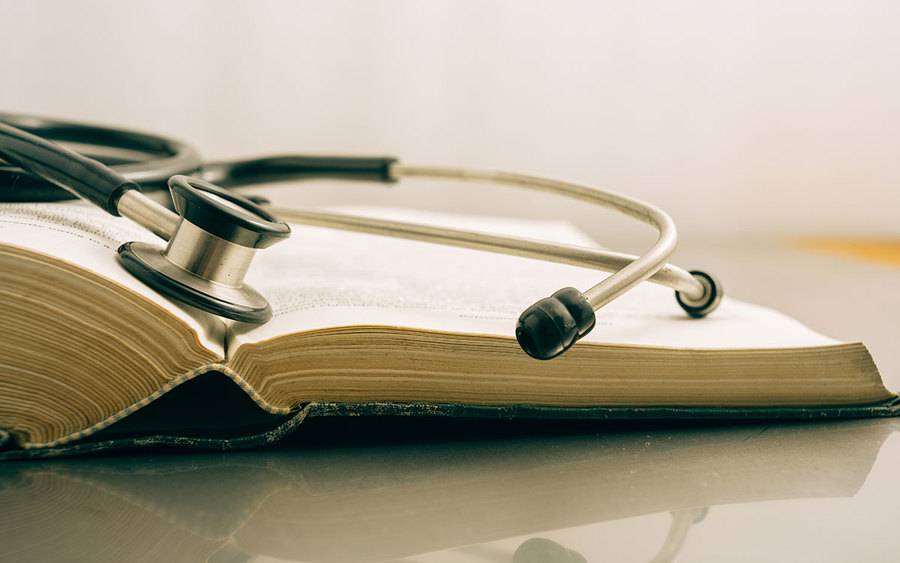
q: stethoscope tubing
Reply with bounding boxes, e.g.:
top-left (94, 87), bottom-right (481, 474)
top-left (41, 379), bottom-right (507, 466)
top-left (0, 113), bottom-right (719, 358)
top-left (0, 112), bottom-right (202, 197)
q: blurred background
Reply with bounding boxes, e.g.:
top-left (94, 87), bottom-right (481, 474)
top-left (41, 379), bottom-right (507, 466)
top-left (1, 0), bottom-right (898, 250)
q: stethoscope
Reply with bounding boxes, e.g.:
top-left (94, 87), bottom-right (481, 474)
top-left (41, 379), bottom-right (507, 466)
top-left (0, 113), bottom-right (722, 360)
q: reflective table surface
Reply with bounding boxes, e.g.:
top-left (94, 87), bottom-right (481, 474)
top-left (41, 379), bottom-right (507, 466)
top-left (1, 240), bottom-right (898, 563)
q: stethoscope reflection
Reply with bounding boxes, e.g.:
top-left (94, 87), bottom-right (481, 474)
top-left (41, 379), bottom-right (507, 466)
top-left (509, 507), bottom-right (708, 563)
top-left (0, 421), bottom-right (892, 563)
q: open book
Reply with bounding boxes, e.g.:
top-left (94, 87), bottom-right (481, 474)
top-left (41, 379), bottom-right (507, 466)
top-left (0, 202), bottom-right (895, 455)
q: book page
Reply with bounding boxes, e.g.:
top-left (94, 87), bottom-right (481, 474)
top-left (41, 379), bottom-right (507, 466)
top-left (230, 207), bottom-right (840, 354)
top-left (0, 202), bottom-right (225, 357)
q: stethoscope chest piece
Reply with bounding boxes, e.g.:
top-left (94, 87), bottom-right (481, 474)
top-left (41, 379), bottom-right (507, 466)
top-left (117, 176), bottom-right (291, 323)
top-left (118, 240), bottom-right (275, 323)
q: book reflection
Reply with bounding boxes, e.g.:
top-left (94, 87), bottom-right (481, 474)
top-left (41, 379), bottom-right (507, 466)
top-left (0, 419), bottom-right (893, 563)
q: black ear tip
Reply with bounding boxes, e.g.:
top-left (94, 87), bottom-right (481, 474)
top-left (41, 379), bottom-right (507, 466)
top-left (514, 537), bottom-right (588, 563)
top-left (516, 308), bottom-right (565, 360)
top-left (675, 270), bottom-right (723, 318)
top-left (516, 288), bottom-right (596, 360)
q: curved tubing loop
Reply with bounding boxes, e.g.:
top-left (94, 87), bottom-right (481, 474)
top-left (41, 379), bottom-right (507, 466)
top-left (269, 164), bottom-right (707, 308)
top-left (0, 113), bottom-right (202, 204)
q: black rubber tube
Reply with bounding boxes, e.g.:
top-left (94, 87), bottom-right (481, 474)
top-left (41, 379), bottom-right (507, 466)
top-left (0, 121), bottom-right (138, 214)
top-left (202, 155), bottom-right (398, 187)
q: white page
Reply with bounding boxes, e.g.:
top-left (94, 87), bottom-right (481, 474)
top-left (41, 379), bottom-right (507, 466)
top-left (0, 202), bottom-right (225, 357)
top-left (232, 207), bottom-right (839, 352)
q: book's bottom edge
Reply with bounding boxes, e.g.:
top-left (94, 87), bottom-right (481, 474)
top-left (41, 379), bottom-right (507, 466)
top-left (3, 398), bottom-right (898, 460)
top-left (306, 398), bottom-right (900, 420)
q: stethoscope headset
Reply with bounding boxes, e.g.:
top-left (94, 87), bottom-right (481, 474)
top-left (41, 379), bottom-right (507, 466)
top-left (0, 113), bottom-right (722, 360)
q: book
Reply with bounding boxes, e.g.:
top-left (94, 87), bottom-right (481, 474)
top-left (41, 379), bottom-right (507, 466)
top-left (0, 202), bottom-right (895, 456)
top-left (0, 419), bottom-right (892, 561)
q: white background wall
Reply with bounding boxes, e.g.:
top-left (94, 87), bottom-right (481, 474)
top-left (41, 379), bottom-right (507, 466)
top-left (2, 0), bottom-right (898, 246)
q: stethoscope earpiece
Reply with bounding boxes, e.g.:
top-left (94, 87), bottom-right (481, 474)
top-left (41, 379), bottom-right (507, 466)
top-left (675, 270), bottom-right (723, 318)
top-left (117, 175), bottom-right (290, 323)
top-left (516, 288), bottom-right (597, 360)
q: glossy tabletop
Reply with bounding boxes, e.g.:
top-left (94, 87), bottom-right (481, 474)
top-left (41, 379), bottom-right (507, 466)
top-left (1, 240), bottom-right (898, 563)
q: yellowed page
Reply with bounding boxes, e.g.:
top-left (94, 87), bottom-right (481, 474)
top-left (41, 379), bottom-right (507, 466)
top-left (0, 202), bottom-right (225, 358)
top-left (230, 207), bottom-right (840, 355)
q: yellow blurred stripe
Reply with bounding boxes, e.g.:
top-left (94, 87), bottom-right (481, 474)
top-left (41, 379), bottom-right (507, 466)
top-left (795, 238), bottom-right (900, 267)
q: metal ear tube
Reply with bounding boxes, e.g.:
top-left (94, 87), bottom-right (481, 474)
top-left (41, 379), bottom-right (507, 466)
top-left (385, 166), bottom-right (722, 359)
